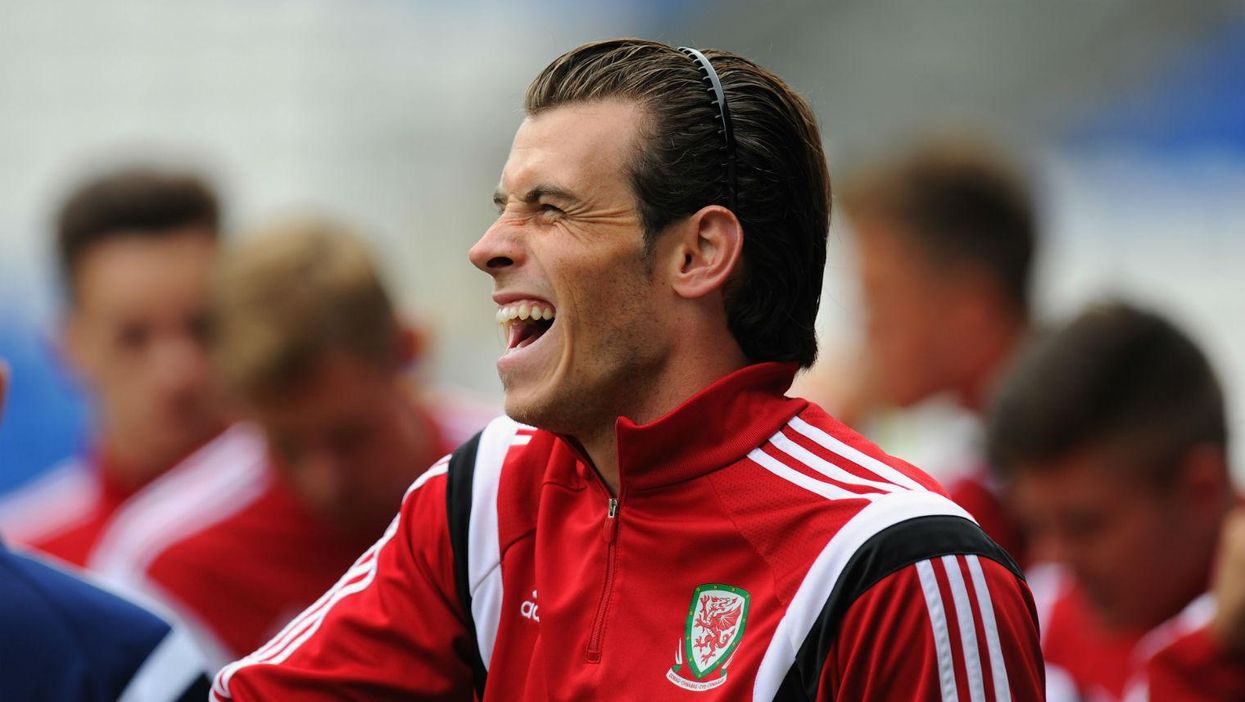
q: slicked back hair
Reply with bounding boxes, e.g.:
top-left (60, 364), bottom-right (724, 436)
top-left (987, 301), bottom-right (1227, 488)
top-left (525, 39), bottom-right (831, 368)
top-left (57, 166), bottom-right (220, 302)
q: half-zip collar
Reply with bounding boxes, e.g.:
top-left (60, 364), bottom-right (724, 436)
top-left (556, 362), bottom-right (807, 493)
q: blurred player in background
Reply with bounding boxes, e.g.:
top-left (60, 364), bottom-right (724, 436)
top-left (0, 361), bottom-right (212, 701)
top-left (0, 167), bottom-right (227, 566)
top-left (796, 141), bottom-right (1037, 563)
top-left (90, 218), bottom-right (493, 670)
top-left (988, 300), bottom-right (1245, 701)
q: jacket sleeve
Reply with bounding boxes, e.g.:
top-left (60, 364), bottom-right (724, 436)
top-left (825, 554), bottom-right (1045, 701)
top-left (211, 462), bottom-right (475, 701)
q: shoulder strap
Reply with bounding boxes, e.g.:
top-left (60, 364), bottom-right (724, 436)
top-left (446, 431), bottom-right (487, 697)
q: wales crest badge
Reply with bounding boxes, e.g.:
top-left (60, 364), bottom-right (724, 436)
top-left (667, 584), bottom-right (750, 692)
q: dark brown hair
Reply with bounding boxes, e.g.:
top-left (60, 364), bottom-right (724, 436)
top-left (526, 39), bottom-right (831, 368)
top-left (57, 166), bottom-right (220, 300)
top-left (987, 300), bottom-right (1226, 486)
top-left (844, 142), bottom-right (1035, 319)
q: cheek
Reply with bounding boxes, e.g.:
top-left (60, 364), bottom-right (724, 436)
top-left (358, 427), bottom-right (399, 472)
top-left (1132, 509), bottom-right (1184, 563)
top-left (106, 364), bottom-right (159, 404)
top-left (869, 287), bottom-right (933, 346)
top-left (1091, 511), bottom-right (1159, 575)
top-left (357, 400), bottom-right (406, 458)
top-left (556, 255), bottom-right (646, 340)
top-left (870, 311), bottom-right (944, 400)
top-left (80, 331), bottom-right (133, 373)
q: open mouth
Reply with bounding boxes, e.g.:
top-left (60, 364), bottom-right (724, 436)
top-left (496, 301), bottom-right (556, 352)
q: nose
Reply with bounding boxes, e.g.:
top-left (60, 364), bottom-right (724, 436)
top-left (469, 218), bottom-right (522, 275)
top-left (153, 332), bottom-right (209, 394)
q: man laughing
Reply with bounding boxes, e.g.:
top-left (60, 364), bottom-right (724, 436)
top-left (214, 39), bottom-right (1043, 701)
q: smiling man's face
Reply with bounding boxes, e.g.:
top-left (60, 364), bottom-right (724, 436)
top-left (469, 99), bottom-right (675, 436)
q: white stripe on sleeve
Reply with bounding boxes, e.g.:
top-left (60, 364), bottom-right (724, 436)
top-left (0, 457), bottom-right (96, 542)
top-left (787, 416), bottom-right (926, 491)
top-left (917, 559), bottom-right (959, 702)
top-left (965, 555), bottom-right (1011, 702)
top-left (746, 447), bottom-right (870, 502)
top-left (941, 555), bottom-right (986, 702)
top-left (767, 431), bottom-right (907, 494)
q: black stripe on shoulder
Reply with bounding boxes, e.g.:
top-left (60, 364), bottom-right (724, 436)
top-left (777, 515), bottom-right (1023, 701)
top-left (445, 430), bottom-right (486, 696)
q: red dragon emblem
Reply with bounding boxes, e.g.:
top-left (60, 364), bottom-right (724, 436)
top-left (693, 594), bottom-right (744, 665)
top-left (669, 585), bottom-right (750, 690)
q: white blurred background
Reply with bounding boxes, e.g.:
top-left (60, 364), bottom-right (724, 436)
top-left (3, 0), bottom-right (1244, 490)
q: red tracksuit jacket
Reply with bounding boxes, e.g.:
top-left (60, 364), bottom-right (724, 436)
top-left (213, 363), bottom-right (1043, 700)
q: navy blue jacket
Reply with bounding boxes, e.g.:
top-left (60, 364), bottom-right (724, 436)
top-left (0, 542), bottom-right (210, 701)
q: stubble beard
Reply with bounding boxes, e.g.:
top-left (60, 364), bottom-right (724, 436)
top-left (503, 335), bottom-right (665, 443)
top-left (505, 249), bottom-right (665, 441)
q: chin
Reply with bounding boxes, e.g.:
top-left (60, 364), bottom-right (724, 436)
top-left (503, 386), bottom-right (580, 435)
top-left (504, 395), bottom-right (551, 431)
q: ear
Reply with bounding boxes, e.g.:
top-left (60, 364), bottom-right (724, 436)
top-left (946, 267), bottom-right (997, 322)
top-left (1171, 443), bottom-right (1232, 518)
top-left (667, 205), bottom-right (744, 300)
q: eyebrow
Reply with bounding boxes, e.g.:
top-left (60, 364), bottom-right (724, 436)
top-left (493, 184), bottom-right (581, 209)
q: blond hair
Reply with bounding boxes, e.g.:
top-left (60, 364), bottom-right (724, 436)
top-left (211, 217), bottom-right (399, 399)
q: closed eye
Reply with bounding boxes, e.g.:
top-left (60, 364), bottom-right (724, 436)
top-left (535, 202), bottom-right (567, 223)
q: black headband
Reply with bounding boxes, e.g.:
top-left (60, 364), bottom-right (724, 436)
top-left (678, 46), bottom-right (738, 211)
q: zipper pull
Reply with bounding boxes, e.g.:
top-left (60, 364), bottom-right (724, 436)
top-left (603, 498), bottom-right (619, 543)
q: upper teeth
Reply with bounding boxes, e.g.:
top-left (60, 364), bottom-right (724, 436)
top-left (496, 302), bottom-right (555, 324)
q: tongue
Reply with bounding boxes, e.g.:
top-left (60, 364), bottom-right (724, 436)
top-left (507, 323), bottom-right (525, 349)
top-left (508, 320), bottom-right (547, 350)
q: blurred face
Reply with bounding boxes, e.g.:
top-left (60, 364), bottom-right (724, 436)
top-left (469, 100), bottom-right (673, 435)
top-left (251, 353), bottom-right (421, 533)
top-left (854, 218), bottom-right (964, 407)
top-left (1010, 444), bottom-right (1211, 631)
top-left (66, 229), bottom-right (223, 482)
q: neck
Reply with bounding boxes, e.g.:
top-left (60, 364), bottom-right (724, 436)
top-left (579, 426), bottom-right (622, 495)
top-left (97, 428), bottom-right (207, 491)
top-left (575, 336), bottom-right (749, 495)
